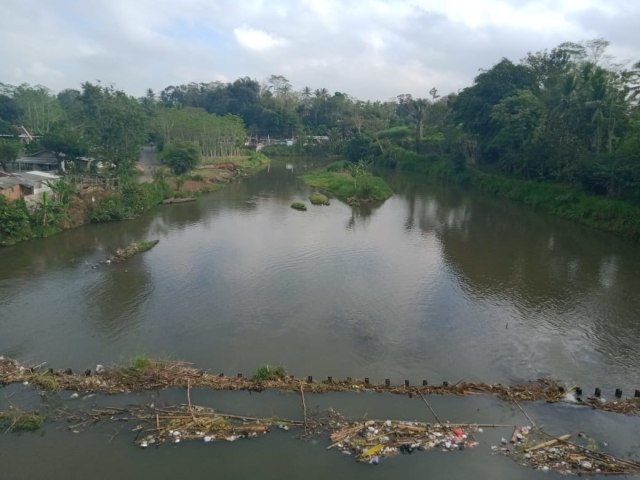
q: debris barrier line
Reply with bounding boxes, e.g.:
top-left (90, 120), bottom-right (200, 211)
top-left (2, 356), bottom-right (640, 416)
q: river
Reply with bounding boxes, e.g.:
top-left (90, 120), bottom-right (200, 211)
top-left (1, 157), bottom-right (639, 478)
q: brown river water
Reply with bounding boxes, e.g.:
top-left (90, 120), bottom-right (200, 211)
top-left (1, 157), bottom-right (639, 479)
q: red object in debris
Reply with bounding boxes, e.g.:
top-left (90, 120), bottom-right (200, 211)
top-left (453, 427), bottom-right (464, 437)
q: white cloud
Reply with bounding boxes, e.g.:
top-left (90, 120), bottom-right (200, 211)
top-left (234, 26), bottom-right (286, 51)
top-left (0, 0), bottom-right (638, 99)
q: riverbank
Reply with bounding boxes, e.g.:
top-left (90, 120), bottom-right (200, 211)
top-left (394, 156), bottom-right (640, 242)
top-left (0, 152), bottom-right (270, 246)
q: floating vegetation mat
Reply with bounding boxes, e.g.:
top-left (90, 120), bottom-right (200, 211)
top-left (103, 239), bottom-right (159, 264)
top-left (1, 356), bottom-right (639, 416)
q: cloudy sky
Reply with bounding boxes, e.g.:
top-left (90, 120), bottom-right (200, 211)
top-left (1, 0), bottom-right (639, 100)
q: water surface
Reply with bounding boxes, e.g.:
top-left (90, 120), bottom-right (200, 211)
top-left (1, 158), bottom-right (639, 390)
top-left (2, 158), bottom-right (640, 478)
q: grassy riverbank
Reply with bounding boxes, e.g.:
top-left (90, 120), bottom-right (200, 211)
top-left (392, 150), bottom-right (640, 242)
top-left (0, 152), bottom-right (271, 247)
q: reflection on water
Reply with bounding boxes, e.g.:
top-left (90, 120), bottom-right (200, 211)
top-left (389, 172), bottom-right (640, 385)
top-left (84, 262), bottom-right (152, 338)
top-left (1, 160), bottom-right (639, 391)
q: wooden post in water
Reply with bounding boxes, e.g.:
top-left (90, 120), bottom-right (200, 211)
top-left (385, 379), bottom-right (391, 387)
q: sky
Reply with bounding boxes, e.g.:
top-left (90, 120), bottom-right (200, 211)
top-left (1, 0), bottom-right (639, 101)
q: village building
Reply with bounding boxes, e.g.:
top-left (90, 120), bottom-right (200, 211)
top-left (0, 170), bottom-right (60, 201)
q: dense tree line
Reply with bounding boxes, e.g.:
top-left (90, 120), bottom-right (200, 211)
top-left (1, 38), bottom-right (639, 205)
top-left (0, 82), bottom-right (247, 175)
top-left (452, 39), bottom-right (640, 201)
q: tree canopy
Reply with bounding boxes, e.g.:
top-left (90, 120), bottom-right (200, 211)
top-left (0, 38), bottom-right (638, 204)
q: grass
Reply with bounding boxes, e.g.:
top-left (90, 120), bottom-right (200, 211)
top-left (236, 152), bottom-right (271, 173)
top-left (200, 155), bottom-right (249, 165)
top-left (252, 365), bottom-right (287, 381)
top-left (136, 239), bottom-right (159, 253)
top-left (466, 169), bottom-right (640, 241)
top-left (301, 170), bottom-right (393, 205)
top-left (291, 202), bottom-right (307, 211)
top-left (309, 192), bottom-right (330, 205)
top-left (0, 411), bottom-right (44, 432)
top-left (387, 147), bottom-right (640, 241)
top-left (31, 373), bottom-right (60, 391)
top-left (131, 355), bottom-right (152, 373)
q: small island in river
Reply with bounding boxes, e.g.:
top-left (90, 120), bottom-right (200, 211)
top-left (301, 161), bottom-right (392, 206)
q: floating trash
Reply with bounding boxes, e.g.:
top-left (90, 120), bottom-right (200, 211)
top-left (501, 428), bottom-right (640, 475)
top-left (327, 414), bottom-right (482, 464)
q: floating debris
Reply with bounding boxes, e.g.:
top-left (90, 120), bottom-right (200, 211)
top-left (326, 411), bottom-right (481, 463)
top-left (103, 240), bottom-right (159, 264)
top-left (161, 197), bottom-right (196, 204)
top-left (3, 394), bottom-right (640, 476)
top-left (58, 402), bottom-right (288, 448)
top-left (501, 429), bottom-right (640, 475)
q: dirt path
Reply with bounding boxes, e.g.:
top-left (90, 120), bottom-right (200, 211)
top-left (137, 145), bottom-right (159, 183)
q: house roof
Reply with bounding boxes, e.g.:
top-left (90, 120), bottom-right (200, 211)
top-left (22, 171), bottom-right (59, 180)
top-left (15, 151), bottom-right (59, 166)
top-left (0, 176), bottom-right (22, 189)
top-left (0, 171), bottom-right (59, 190)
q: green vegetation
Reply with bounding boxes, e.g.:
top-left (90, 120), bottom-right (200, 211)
top-left (136, 240), bottom-right (159, 253)
top-left (0, 410), bottom-right (44, 432)
top-left (291, 202), bottom-right (307, 211)
top-left (31, 373), bottom-right (60, 391)
top-left (381, 152), bottom-right (640, 240)
top-left (237, 151), bottom-right (271, 173)
top-left (2, 38), bottom-right (640, 241)
top-left (0, 197), bottom-right (31, 246)
top-left (88, 180), bottom-right (169, 223)
top-left (0, 139), bottom-right (23, 171)
top-left (131, 355), bottom-right (152, 373)
top-left (161, 142), bottom-right (200, 175)
top-left (0, 177), bottom-right (80, 245)
top-left (252, 365), bottom-right (287, 381)
top-left (309, 192), bottom-right (330, 205)
top-left (466, 168), bottom-right (640, 241)
top-left (152, 107), bottom-right (245, 160)
top-left (302, 168), bottom-right (392, 205)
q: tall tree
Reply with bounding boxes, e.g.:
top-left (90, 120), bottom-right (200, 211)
top-left (78, 82), bottom-right (147, 172)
